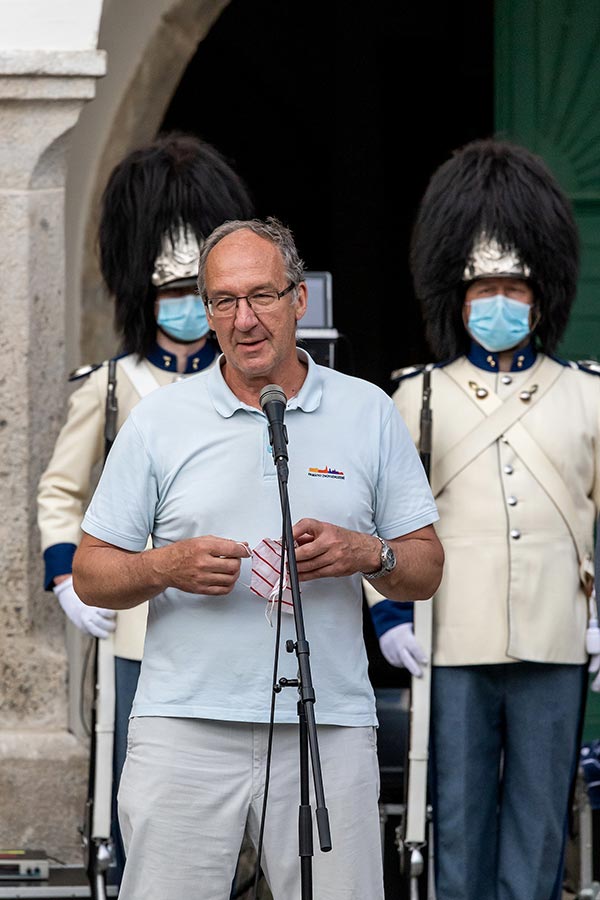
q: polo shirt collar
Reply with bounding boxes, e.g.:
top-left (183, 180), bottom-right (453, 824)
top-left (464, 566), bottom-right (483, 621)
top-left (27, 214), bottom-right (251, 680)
top-left (207, 348), bottom-right (324, 418)
top-left (467, 340), bottom-right (537, 372)
top-left (146, 340), bottom-right (217, 374)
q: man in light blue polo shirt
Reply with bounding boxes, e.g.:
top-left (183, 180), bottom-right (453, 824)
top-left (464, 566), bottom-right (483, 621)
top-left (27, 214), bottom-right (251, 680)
top-left (74, 216), bottom-right (444, 900)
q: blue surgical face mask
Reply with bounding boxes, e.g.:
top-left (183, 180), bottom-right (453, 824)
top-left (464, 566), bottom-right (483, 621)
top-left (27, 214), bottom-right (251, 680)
top-left (156, 294), bottom-right (209, 342)
top-left (467, 294), bottom-right (532, 352)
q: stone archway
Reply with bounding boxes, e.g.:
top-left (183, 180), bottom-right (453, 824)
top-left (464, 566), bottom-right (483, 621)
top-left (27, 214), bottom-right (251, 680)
top-left (66, 0), bottom-right (231, 370)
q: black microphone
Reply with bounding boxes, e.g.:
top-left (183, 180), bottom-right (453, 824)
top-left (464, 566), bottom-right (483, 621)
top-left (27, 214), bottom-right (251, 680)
top-left (260, 384), bottom-right (289, 463)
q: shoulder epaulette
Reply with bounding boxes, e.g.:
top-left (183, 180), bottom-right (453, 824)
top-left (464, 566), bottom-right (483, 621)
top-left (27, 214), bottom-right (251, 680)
top-left (390, 359), bottom-right (453, 382)
top-left (68, 351), bottom-right (129, 382)
top-left (576, 359), bottom-right (600, 376)
top-left (547, 353), bottom-right (600, 372)
top-left (390, 364), bottom-right (425, 383)
top-left (68, 362), bottom-right (104, 382)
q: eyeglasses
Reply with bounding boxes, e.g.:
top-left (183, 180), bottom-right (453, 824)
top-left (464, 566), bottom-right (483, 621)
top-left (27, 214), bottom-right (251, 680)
top-left (205, 282), bottom-right (296, 318)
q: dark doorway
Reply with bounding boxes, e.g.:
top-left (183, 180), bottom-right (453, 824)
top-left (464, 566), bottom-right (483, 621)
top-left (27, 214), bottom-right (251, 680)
top-left (161, 0), bottom-right (494, 391)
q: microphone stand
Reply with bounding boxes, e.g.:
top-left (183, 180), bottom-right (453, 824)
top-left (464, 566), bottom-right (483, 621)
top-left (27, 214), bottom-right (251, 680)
top-left (269, 449), bottom-right (332, 899)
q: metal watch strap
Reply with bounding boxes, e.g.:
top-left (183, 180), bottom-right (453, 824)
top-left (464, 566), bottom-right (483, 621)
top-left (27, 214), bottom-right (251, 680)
top-left (362, 536), bottom-right (390, 580)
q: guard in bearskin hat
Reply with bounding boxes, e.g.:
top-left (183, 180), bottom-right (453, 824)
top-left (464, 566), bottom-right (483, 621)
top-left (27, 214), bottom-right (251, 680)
top-left (37, 131), bottom-right (254, 886)
top-left (367, 137), bottom-right (600, 900)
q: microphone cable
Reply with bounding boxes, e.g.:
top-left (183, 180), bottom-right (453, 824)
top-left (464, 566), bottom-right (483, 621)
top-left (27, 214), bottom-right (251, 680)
top-left (250, 531), bottom-right (288, 900)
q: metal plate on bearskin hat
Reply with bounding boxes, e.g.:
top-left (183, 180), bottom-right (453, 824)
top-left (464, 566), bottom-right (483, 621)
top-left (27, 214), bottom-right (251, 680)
top-left (462, 234), bottom-right (531, 282)
top-left (151, 225), bottom-right (201, 289)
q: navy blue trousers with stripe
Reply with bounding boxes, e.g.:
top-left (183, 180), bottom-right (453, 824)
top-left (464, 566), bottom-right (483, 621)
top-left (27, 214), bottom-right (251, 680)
top-left (430, 662), bottom-right (586, 900)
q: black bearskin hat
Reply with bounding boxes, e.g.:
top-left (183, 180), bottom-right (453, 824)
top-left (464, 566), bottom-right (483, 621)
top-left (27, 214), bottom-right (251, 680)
top-left (410, 138), bottom-right (580, 360)
top-left (99, 131), bottom-right (255, 358)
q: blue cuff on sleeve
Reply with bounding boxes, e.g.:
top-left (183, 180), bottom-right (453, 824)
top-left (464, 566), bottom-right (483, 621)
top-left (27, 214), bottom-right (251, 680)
top-left (369, 599), bottom-right (414, 638)
top-left (43, 543), bottom-right (77, 591)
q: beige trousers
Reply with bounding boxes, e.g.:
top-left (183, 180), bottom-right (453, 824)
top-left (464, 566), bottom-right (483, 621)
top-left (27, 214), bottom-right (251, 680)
top-left (118, 716), bottom-right (384, 900)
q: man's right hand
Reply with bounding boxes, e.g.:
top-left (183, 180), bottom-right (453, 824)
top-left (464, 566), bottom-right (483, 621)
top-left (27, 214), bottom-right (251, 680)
top-left (53, 575), bottom-right (117, 639)
top-left (164, 536), bottom-right (251, 595)
top-left (378, 622), bottom-right (428, 677)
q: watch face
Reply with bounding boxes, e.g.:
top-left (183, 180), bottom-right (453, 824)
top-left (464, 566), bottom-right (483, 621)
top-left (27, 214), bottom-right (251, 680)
top-left (362, 539), bottom-right (396, 580)
top-left (382, 543), bottom-right (396, 571)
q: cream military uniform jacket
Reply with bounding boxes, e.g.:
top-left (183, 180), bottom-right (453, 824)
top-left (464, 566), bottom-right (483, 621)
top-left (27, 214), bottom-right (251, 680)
top-left (37, 342), bottom-right (218, 661)
top-left (390, 343), bottom-right (600, 666)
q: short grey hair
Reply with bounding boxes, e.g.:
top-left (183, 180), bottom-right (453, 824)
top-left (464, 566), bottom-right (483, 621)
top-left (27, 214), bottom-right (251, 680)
top-left (197, 216), bottom-right (305, 299)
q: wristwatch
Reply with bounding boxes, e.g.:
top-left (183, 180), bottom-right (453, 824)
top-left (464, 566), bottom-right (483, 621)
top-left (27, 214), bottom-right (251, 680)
top-left (362, 536), bottom-right (396, 580)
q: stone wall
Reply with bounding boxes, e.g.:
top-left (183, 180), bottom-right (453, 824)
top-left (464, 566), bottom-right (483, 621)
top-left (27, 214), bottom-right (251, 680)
top-left (0, 48), bottom-right (105, 862)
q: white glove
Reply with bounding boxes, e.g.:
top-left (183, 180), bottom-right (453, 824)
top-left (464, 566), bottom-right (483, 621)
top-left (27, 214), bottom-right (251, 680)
top-left (589, 652), bottom-right (600, 692)
top-left (379, 623), bottom-right (428, 677)
top-left (53, 575), bottom-right (117, 639)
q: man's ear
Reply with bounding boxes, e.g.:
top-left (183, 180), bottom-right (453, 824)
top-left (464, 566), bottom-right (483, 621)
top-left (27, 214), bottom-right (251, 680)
top-left (294, 282), bottom-right (308, 322)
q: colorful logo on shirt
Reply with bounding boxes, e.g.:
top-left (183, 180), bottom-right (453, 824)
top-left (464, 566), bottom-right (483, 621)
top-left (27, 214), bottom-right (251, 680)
top-left (307, 465), bottom-right (345, 480)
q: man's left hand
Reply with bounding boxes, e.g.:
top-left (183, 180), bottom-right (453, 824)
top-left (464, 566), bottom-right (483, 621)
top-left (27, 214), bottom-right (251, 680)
top-left (292, 518), bottom-right (369, 580)
top-left (292, 517), bottom-right (444, 605)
